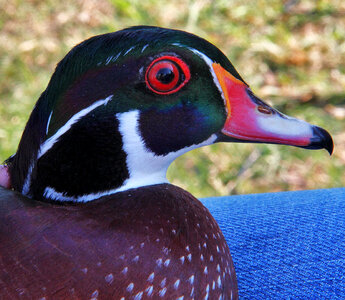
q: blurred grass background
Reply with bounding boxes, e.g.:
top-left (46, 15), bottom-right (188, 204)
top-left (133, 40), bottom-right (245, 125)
top-left (0, 0), bottom-right (344, 197)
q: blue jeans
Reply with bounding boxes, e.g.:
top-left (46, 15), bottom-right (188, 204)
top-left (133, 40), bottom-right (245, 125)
top-left (201, 188), bottom-right (345, 299)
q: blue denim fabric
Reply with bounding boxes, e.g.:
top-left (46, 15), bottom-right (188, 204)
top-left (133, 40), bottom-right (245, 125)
top-left (201, 188), bottom-right (345, 299)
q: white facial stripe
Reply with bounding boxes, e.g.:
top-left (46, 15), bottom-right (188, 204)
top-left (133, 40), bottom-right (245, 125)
top-left (105, 52), bottom-right (122, 65)
top-left (258, 114), bottom-right (313, 137)
top-left (46, 111), bottom-right (53, 135)
top-left (171, 43), bottom-right (226, 104)
top-left (43, 110), bottom-right (217, 202)
top-left (22, 160), bottom-right (34, 196)
top-left (141, 44), bottom-right (149, 53)
top-left (43, 186), bottom-right (121, 202)
top-left (38, 96), bottom-right (113, 159)
top-left (188, 48), bottom-right (224, 95)
top-left (124, 46), bottom-right (135, 56)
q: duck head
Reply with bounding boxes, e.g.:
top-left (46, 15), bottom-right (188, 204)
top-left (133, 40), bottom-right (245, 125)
top-left (8, 26), bottom-right (333, 202)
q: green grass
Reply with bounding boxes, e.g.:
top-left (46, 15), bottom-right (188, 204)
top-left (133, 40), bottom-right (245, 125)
top-left (1, 0), bottom-right (344, 197)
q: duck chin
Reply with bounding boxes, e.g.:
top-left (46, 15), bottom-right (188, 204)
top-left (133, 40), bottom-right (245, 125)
top-left (116, 110), bottom-right (218, 193)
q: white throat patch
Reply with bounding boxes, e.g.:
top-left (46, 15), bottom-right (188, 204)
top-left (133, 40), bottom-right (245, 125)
top-left (116, 110), bottom-right (217, 193)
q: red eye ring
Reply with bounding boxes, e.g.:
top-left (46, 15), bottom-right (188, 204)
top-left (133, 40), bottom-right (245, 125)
top-left (145, 56), bottom-right (191, 95)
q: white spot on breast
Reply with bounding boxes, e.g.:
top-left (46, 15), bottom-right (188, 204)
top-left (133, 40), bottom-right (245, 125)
top-left (122, 267), bottom-right (128, 275)
top-left (140, 242), bottom-right (145, 248)
top-left (156, 238), bottom-right (160, 242)
top-left (190, 287), bottom-right (195, 297)
top-left (217, 264), bottom-right (221, 272)
top-left (217, 275), bottom-right (221, 288)
top-left (203, 242), bottom-right (207, 248)
top-left (148, 272), bottom-right (155, 282)
top-left (105, 273), bottom-right (114, 284)
top-left (212, 281), bottom-right (215, 290)
top-left (119, 254), bottom-right (125, 260)
top-left (145, 285), bottom-right (153, 296)
top-left (127, 283), bottom-right (134, 292)
top-left (172, 229), bottom-right (176, 234)
top-left (159, 228), bottom-right (164, 233)
top-left (200, 254), bottom-right (204, 261)
top-left (162, 247), bottom-right (170, 255)
top-left (91, 290), bottom-right (99, 299)
top-left (210, 255), bottom-right (214, 262)
top-left (216, 246), bottom-right (220, 252)
top-left (97, 262), bottom-right (102, 267)
top-left (180, 256), bottom-right (185, 264)
top-left (204, 266), bottom-right (208, 274)
top-left (133, 255), bottom-right (139, 262)
top-left (197, 223), bottom-right (200, 228)
top-left (164, 259), bottom-right (170, 267)
top-left (188, 275), bottom-right (195, 285)
top-left (205, 234), bottom-right (208, 239)
top-left (185, 246), bottom-right (190, 252)
top-left (134, 291), bottom-right (143, 300)
top-left (156, 258), bottom-right (163, 267)
top-left (146, 285), bottom-right (153, 296)
top-left (204, 284), bottom-right (210, 300)
top-left (187, 254), bottom-right (192, 262)
top-left (160, 278), bottom-right (166, 287)
top-left (174, 279), bottom-right (180, 290)
top-left (81, 268), bottom-right (88, 274)
top-left (176, 296), bottom-right (184, 300)
top-left (159, 287), bottom-right (167, 297)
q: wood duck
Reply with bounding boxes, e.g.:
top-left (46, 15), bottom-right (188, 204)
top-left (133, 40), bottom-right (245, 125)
top-left (0, 26), bottom-right (333, 299)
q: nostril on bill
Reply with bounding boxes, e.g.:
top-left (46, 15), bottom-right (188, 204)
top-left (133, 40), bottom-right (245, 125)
top-left (257, 105), bottom-right (272, 115)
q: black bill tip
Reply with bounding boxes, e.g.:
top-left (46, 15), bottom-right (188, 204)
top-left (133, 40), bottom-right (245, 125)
top-left (304, 126), bottom-right (334, 155)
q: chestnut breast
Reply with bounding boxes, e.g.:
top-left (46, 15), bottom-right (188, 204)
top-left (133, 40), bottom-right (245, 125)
top-left (0, 184), bottom-right (237, 299)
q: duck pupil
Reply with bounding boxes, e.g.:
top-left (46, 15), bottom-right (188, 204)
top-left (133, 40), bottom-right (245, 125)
top-left (156, 68), bottom-right (175, 84)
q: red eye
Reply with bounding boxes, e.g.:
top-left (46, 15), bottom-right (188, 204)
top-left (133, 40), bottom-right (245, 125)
top-left (145, 56), bottom-right (191, 95)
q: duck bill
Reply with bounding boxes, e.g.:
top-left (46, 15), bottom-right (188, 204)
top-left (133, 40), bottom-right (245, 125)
top-left (212, 63), bottom-right (334, 154)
